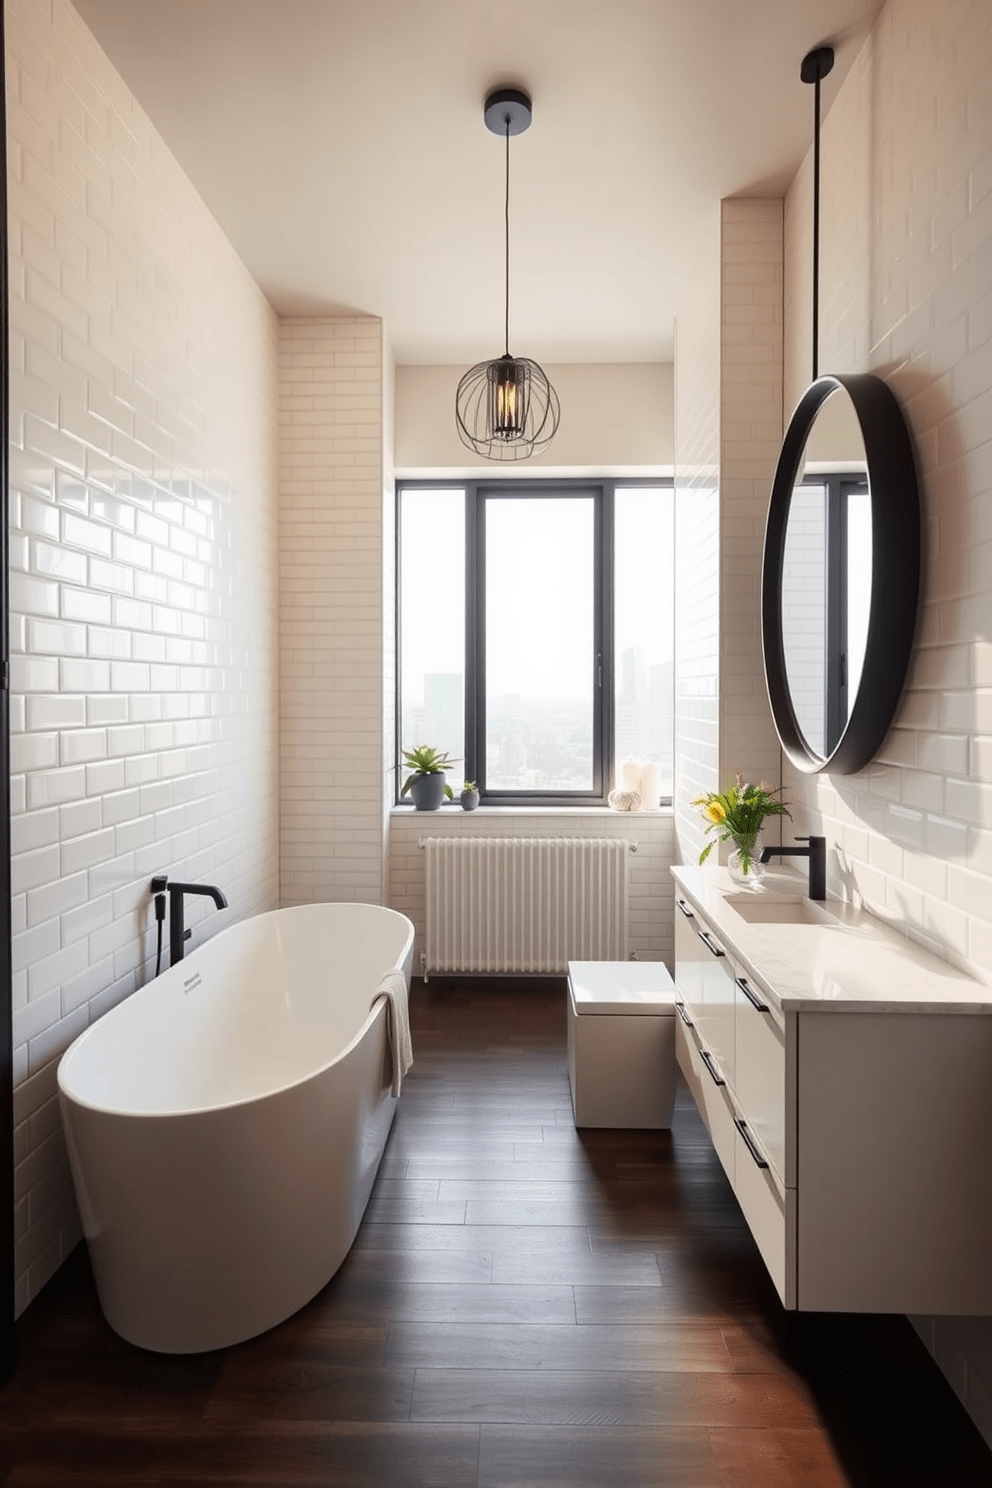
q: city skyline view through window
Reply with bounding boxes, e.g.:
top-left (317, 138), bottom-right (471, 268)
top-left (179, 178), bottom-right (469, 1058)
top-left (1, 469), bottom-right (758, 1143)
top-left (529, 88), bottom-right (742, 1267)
top-left (399, 482), bottom-right (673, 801)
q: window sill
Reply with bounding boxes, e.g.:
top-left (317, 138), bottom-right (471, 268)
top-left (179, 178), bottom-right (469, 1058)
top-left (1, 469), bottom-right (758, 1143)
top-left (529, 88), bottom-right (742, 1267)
top-left (390, 804), bottom-right (674, 818)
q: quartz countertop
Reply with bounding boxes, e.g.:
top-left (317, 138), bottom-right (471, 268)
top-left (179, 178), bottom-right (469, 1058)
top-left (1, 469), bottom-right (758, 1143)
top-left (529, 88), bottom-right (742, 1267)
top-left (672, 864), bottom-right (992, 1016)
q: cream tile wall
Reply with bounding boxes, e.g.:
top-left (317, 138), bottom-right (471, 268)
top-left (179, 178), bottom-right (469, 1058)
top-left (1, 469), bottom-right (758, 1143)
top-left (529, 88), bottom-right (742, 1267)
top-left (673, 223), bottom-right (721, 866)
top-left (278, 316), bottom-right (388, 906)
top-left (718, 201), bottom-right (784, 818)
top-left (389, 809), bottom-right (676, 971)
top-left (673, 201), bottom-right (784, 868)
top-left (6, 0), bottom-right (280, 1313)
top-left (782, 0), bottom-right (992, 1445)
top-left (381, 334), bottom-right (396, 869)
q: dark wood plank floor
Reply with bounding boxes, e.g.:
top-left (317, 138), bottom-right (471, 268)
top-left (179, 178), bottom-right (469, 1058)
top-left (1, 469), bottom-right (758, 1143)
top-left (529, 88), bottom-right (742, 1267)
top-left (2, 977), bottom-right (991, 1486)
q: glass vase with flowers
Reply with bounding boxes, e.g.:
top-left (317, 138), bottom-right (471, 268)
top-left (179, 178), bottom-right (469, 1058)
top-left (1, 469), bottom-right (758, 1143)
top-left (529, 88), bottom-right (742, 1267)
top-left (692, 775), bottom-right (790, 890)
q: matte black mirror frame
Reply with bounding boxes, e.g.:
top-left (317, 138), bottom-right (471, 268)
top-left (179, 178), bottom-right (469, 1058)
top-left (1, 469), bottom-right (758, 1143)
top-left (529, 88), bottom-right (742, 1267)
top-left (762, 373), bottom-right (921, 775)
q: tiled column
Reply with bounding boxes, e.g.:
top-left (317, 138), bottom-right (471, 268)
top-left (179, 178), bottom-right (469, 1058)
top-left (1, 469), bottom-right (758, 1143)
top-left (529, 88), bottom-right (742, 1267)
top-left (718, 200), bottom-right (785, 810)
top-left (278, 317), bottom-right (387, 905)
top-left (673, 228), bottom-right (721, 865)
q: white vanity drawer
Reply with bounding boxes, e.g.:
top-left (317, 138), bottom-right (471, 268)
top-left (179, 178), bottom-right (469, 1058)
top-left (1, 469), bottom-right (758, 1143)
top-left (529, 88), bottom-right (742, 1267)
top-left (733, 1116), bottom-right (796, 1308)
top-left (696, 922), bottom-right (736, 1091)
top-left (674, 894), bottom-right (705, 1018)
top-left (734, 973), bottom-right (795, 1188)
top-left (675, 1012), bottom-right (736, 1191)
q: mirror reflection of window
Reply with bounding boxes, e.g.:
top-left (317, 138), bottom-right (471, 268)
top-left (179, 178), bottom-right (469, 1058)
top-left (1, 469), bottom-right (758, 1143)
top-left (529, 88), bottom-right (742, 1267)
top-left (846, 489), bottom-right (872, 706)
top-left (781, 474), bottom-right (870, 759)
top-left (782, 483), bottom-right (828, 756)
top-left (777, 386), bottom-right (872, 762)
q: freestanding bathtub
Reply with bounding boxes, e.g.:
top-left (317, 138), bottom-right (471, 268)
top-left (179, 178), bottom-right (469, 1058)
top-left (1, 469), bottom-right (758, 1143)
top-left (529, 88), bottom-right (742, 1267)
top-left (57, 902), bottom-right (414, 1354)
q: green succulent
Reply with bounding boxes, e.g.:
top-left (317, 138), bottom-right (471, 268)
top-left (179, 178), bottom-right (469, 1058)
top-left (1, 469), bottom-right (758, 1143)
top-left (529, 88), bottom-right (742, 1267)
top-left (400, 745), bottom-right (459, 799)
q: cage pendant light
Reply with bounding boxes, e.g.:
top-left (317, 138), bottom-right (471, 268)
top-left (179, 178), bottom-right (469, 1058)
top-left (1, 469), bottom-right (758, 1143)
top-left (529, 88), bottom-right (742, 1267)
top-left (455, 87), bottom-right (560, 461)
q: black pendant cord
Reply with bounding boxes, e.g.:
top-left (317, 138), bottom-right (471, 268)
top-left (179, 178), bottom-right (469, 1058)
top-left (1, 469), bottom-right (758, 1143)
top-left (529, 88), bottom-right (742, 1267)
top-left (811, 72), bottom-right (821, 379)
top-left (503, 121), bottom-right (510, 358)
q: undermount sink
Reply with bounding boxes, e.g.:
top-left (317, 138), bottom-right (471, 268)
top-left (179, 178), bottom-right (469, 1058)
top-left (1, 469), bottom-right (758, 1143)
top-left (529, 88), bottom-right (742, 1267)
top-left (724, 894), bottom-right (828, 925)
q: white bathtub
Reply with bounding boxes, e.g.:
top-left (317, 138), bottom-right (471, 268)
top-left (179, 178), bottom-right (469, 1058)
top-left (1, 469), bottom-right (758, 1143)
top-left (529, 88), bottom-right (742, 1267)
top-left (57, 902), bottom-right (414, 1354)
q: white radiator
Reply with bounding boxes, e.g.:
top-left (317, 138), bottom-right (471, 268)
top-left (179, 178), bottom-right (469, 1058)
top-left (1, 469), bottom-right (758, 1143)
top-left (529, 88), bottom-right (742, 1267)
top-left (422, 836), bottom-right (631, 976)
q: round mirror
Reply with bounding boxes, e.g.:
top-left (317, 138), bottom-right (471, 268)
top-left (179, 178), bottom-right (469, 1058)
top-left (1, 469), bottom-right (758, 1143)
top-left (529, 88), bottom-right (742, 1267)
top-left (762, 373), bottom-right (920, 775)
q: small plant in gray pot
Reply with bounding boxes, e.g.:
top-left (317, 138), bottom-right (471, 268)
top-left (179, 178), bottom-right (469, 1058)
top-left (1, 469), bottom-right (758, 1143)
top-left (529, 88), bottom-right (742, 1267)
top-left (459, 781), bottom-right (480, 811)
top-left (400, 745), bottom-right (458, 811)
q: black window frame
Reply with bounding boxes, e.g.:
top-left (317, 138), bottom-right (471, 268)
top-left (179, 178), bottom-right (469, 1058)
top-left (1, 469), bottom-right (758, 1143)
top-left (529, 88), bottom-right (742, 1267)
top-left (396, 476), bottom-right (673, 808)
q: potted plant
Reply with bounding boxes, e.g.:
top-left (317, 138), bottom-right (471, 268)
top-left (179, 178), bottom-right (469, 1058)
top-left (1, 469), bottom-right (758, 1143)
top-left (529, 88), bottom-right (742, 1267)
top-left (400, 745), bottom-right (459, 811)
top-left (459, 781), bottom-right (480, 811)
top-left (692, 774), bottom-right (790, 889)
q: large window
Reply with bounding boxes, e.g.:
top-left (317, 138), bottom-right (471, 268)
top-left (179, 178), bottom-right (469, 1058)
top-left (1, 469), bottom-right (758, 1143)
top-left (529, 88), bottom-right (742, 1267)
top-left (398, 480), bottom-right (674, 806)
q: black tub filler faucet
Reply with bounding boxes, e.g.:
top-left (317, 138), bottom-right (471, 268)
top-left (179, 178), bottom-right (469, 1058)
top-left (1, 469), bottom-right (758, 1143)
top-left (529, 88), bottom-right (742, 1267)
top-left (151, 876), bottom-right (229, 967)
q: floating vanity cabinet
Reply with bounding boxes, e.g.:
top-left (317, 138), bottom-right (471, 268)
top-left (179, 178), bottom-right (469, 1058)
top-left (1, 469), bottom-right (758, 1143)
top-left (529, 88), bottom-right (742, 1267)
top-left (672, 865), bottom-right (992, 1317)
top-left (675, 892), bottom-right (796, 1302)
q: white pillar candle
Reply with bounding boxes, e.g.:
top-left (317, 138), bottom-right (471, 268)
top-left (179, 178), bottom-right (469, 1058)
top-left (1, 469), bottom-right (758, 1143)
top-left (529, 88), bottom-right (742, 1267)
top-left (640, 762), bottom-right (662, 810)
top-left (621, 759), bottom-right (642, 793)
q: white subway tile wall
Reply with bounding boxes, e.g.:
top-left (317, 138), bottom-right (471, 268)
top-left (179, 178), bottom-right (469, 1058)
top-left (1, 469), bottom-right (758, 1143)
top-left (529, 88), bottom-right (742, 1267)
top-left (389, 810), bottom-right (676, 973)
top-left (783, 0), bottom-right (992, 980)
top-left (278, 317), bottom-right (388, 907)
top-left (7, 0), bottom-right (280, 1313)
top-left (782, 0), bottom-right (992, 1445)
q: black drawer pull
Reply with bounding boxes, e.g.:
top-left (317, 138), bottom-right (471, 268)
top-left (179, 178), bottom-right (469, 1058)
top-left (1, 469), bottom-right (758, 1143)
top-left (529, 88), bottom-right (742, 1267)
top-left (735, 1118), bottom-right (769, 1169)
top-left (698, 930), bottom-right (725, 959)
top-left (676, 897), bottom-right (695, 920)
top-left (700, 1049), bottom-right (725, 1087)
top-left (735, 976), bottom-right (768, 1013)
top-left (675, 1000), bottom-right (694, 1028)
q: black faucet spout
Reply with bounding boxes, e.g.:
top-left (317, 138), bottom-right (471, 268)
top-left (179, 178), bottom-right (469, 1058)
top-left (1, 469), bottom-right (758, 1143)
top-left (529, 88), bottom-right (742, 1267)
top-left (163, 880), bottom-right (229, 965)
top-left (758, 836), bottom-right (826, 900)
top-left (168, 882), bottom-right (228, 911)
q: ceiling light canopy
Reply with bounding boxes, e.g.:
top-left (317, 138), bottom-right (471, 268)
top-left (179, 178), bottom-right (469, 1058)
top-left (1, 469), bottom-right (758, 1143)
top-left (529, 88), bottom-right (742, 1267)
top-left (455, 86), bottom-right (560, 462)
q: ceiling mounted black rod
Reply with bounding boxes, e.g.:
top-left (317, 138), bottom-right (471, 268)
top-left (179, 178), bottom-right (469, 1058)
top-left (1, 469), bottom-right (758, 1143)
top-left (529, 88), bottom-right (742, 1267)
top-left (801, 44), bottom-right (834, 381)
top-left (502, 121), bottom-right (510, 356)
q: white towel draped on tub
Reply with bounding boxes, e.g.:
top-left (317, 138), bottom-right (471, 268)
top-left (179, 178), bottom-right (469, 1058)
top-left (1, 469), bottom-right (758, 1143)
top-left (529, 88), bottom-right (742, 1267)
top-left (372, 968), bottom-right (413, 1097)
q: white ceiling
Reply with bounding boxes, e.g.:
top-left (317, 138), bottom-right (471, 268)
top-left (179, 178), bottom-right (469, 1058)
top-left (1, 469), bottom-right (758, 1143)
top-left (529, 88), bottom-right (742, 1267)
top-left (73, 0), bottom-right (883, 366)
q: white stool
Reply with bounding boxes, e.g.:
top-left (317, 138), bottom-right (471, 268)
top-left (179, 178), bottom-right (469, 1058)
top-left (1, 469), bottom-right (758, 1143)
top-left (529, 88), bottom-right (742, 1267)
top-left (567, 961), bottom-right (677, 1129)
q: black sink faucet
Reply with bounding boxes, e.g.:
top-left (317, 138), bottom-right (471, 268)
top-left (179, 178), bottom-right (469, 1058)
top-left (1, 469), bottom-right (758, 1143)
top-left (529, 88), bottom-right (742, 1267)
top-left (758, 835), bottom-right (827, 900)
top-left (159, 879), bottom-right (229, 966)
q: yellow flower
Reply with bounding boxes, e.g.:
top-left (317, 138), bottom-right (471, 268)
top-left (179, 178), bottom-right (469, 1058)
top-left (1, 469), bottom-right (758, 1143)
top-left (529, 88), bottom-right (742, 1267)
top-left (704, 801), bottom-right (726, 825)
